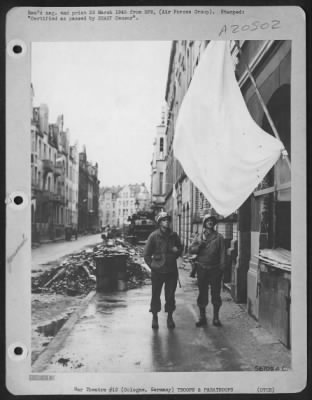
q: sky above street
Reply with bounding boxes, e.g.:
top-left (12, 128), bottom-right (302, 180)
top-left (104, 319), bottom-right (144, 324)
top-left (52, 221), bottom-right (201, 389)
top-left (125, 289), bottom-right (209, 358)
top-left (31, 41), bottom-right (172, 188)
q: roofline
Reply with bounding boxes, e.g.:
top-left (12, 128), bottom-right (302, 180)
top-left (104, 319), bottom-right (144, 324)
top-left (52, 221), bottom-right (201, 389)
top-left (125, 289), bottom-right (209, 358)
top-left (165, 41), bottom-right (177, 102)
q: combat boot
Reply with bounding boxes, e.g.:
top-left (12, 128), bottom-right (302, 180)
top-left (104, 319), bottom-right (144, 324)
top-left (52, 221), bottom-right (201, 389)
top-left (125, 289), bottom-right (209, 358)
top-left (152, 313), bottom-right (159, 329)
top-left (213, 305), bottom-right (222, 327)
top-left (167, 312), bottom-right (175, 329)
top-left (196, 307), bottom-right (207, 327)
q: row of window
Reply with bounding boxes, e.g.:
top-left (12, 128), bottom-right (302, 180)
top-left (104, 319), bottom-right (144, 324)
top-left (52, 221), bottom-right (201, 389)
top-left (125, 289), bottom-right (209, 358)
top-left (122, 192), bottom-right (136, 198)
top-left (32, 132), bottom-right (57, 164)
top-left (32, 165), bottom-right (78, 202)
top-left (32, 132), bottom-right (78, 182)
top-left (34, 204), bottom-right (78, 225)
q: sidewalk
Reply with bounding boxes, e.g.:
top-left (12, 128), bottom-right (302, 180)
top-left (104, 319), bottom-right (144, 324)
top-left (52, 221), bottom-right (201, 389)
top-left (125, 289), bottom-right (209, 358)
top-left (33, 260), bottom-right (291, 373)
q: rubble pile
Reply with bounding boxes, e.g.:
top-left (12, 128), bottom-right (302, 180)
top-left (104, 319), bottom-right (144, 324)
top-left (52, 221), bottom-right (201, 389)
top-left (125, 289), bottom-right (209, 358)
top-left (126, 258), bottom-right (151, 289)
top-left (94, 239), bottom-right (151, 290)
top-left (32, 239), bottom-right (150, 296)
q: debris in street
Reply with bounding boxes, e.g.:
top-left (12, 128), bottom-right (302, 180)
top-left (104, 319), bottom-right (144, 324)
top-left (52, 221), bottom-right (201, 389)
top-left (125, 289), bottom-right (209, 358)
top-left (126, 258), bottom-right (151, 289)
top-left (56, 356), bottom-right (84, 369)
top-left (42, 266), bottom-right (67, 288)
top-left (32, 240), bottom-right (150, 296)
top-left (57, 357), bottom-right (70, 367)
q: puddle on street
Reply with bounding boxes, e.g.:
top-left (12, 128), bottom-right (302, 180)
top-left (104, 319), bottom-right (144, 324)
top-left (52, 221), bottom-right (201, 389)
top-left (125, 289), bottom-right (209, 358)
top-left (97, 303), bottom-right (127, 311)
top-left (95, 294), bottom-right (128, 311)
top-left (97, 295), bottom-right (127, 303)
top-left (36, 315), bottom-right (71, 337)
top-left (102, 298), bottom-right (126, 303)
top-left (94, 309), bottom-right (113, 315)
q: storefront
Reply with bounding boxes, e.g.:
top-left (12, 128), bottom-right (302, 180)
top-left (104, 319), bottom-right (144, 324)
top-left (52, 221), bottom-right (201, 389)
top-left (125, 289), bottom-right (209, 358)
top-left (231, 41), bottom-right (291, 347)
top-left (257, 249), bottom-right (291, 348)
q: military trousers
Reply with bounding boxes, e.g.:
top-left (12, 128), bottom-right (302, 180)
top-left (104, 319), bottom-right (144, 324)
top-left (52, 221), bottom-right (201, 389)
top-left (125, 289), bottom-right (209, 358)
top-left (196, 266), bottom-right (223, 309)
top-left (149, 269), bottom-right (178, 313)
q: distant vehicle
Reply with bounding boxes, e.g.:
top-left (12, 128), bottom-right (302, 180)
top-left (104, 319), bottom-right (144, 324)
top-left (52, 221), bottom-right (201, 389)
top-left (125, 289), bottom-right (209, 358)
top-left (127, 210), bottom-right (156, 243)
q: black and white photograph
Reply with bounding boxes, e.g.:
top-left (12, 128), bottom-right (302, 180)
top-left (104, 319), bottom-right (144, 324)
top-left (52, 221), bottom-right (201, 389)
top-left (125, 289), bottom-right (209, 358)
top-left (5, 5), bottom-right (306, 395)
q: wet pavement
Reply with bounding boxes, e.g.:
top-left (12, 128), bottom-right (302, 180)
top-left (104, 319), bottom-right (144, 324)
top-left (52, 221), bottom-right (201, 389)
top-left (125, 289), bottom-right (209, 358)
top-left (31, 293), bottom-right (85, 364)
top-left (31, 234), bottom-right (102, 363)
top-left (37, 261), bottom-right (291, 373)
top-left (31, 238), bottom-right (149, 364)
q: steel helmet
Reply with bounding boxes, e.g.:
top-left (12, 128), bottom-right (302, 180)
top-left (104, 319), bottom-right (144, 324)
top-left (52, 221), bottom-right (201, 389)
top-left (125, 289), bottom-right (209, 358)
top-left (203, 213), bottom-right (217, 226)
top-left (156, 211), bottom-right (171, 224)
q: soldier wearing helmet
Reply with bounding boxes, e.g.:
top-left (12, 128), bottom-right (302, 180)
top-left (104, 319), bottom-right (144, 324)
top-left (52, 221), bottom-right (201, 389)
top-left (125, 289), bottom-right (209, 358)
top-left (189, 213), bottom-right (225, 327)
top-left (143, 211), bottom-right (182, 330)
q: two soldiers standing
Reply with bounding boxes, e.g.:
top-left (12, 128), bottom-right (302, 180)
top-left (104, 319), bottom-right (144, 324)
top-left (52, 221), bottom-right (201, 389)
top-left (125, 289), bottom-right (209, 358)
top-left (144, 211), bottom-right (225, 329)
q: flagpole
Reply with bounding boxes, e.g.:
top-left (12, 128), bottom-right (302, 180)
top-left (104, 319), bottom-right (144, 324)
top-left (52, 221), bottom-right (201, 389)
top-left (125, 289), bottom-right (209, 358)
top-left (168, 109), bottom-right (177, 208)
top-left (173, 145), bottom-right (177, 232)
top-left (234, 41), bottom-right (291, 171)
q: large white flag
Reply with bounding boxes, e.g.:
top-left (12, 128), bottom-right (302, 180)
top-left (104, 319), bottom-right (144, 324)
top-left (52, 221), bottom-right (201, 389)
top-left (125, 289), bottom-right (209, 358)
top-left (173, 41), bottom-right (284, 217)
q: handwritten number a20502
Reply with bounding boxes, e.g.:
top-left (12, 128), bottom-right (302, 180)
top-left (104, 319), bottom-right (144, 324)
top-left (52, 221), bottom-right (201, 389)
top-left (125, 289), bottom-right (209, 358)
top-left (218, 24), bottom-right (227, 36)
top-left (218, 20), bottom-right (280, 36)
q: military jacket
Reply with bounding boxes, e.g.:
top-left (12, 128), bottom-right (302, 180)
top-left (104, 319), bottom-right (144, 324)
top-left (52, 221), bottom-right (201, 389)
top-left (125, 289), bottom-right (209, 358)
top-left (144, 228), bottom-right (182, 273)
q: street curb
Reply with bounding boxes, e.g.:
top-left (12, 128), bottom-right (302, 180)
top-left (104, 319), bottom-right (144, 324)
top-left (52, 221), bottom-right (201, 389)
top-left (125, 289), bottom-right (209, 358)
top-left (32, 290), bottom-right (96, 373)
top-left (32, 237), bottom-right (65, 247)
top-left (32, 233), bottom-right (101, 248)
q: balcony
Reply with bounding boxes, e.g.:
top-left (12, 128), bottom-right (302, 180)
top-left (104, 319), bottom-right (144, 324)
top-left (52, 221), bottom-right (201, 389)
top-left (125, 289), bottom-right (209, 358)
top-left (31, 153), bottom-right (38, 165)
top-left (41, 190), bottom-right (53, 202)
top-left (39, 190), bottom-right (65, 204)
top-left (31, 182), bottom-right (41, 192)
top-left (37, 129), bottom-right (44, 138)
top-left (54, 166), bottom-right (63, 177)
top-left (42, 159), bottom-right (54, 174)
top-left (53, 193), bottom-right (65, 204)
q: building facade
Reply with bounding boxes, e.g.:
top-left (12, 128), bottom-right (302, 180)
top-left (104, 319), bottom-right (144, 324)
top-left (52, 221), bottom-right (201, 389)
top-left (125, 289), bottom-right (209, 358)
top-left (78, 147), bottom-right (101, 233)
top-left (99, 186), bottom-right (121, 228)
top-left (113, 183), bottom-right (150, 227)
top-left (150, 108), bottom-right (167, 214)
top-left (67, 144), bottom-right (79, 228)
top-left (31, 96), bottom-right (78, 243)
top-left (162, 40), bottom-right (291, 347)
top-left (164, 40), bottom-right (237, 253)
top-left (232, 41), bottom-right (291, 348)
top-left (165, 41), bottom-right (207, 249)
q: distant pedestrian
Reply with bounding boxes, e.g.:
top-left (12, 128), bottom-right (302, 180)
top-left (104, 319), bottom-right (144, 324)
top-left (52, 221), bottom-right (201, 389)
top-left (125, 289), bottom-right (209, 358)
top-left (144, 211), bottom-right (182, 330)
top-left (101, 225), bottom-right (110, 242)
top-left (106, 225), bottom-right (112, 239)
top-left (189, 213), bottom-right (225, 327)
